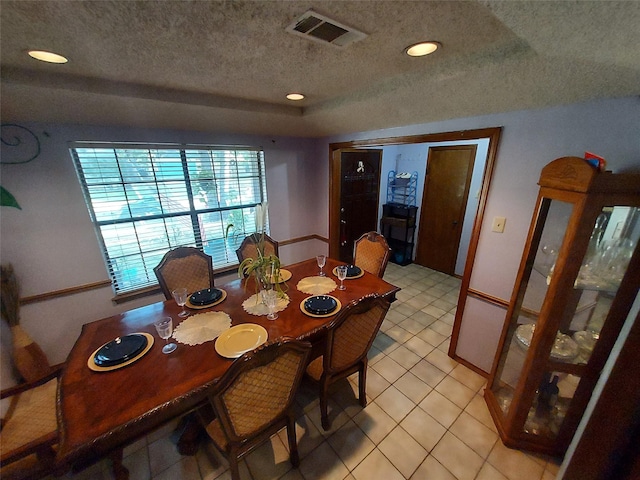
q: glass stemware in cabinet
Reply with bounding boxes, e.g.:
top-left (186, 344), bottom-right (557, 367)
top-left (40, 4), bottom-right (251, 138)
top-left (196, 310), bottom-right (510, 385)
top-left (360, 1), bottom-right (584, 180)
top-left (336, 265), bottom-right (347, 290)
top-left (154, 317), bottom-right (177, 354)
top-left (316, 255), bottom-right (326, 276)
top-left (172, 287), bottom-right (189, 318)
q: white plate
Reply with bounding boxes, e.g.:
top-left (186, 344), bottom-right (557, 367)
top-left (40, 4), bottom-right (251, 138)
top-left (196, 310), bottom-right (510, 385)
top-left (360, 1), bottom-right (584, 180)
top-left (215, 323), bottom-right (268, 359)
top-left (271, 268), bottom-right (292, 283)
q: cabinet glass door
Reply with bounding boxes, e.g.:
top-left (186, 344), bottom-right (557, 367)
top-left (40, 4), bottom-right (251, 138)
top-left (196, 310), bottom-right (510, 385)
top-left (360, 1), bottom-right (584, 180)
top-left (491, 199), bottom-right (573, 416)
top-left (571, 205), bottom-right (640, 361)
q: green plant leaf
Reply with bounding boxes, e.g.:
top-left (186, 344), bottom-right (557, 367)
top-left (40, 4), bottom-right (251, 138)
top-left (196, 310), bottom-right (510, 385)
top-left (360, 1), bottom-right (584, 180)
top-left (0, 186), bottom-right (21, 209)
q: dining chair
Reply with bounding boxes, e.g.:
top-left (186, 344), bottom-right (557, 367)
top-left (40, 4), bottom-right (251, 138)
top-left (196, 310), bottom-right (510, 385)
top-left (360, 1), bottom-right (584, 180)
top-left (0, 264), bottom-right (61, 480)
top-left (235, 233), bottom-right (279, 264)
top-left (306, 293), bottom-right (391, 430)
top-left (352, 231), bottom-right (392, 278)
top-left (199, 338), bottom-right (311, 480)
top-left (0, 318), bottom-right (62, 480)
top-left (1, 367), bottom-right (61, 480)
top-left (153, 246), bottom-right (214, 299)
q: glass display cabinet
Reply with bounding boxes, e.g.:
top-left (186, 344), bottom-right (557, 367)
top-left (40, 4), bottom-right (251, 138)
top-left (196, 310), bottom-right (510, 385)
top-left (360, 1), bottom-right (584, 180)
top-left (485, 156), bottom-right (640, 456)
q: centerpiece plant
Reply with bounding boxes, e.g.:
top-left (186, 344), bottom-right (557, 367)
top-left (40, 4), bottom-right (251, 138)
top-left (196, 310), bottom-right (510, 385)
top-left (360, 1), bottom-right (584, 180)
top-left (237, 202), bottom-right (287, 297)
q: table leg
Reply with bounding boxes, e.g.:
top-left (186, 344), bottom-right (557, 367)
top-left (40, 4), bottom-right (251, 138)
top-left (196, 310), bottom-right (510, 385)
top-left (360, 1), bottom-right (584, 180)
top-left (176, 413), bottom-right (204, 455)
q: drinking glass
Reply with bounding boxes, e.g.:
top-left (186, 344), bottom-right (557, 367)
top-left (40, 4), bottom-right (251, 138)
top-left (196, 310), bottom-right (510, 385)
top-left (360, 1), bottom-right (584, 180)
top-left (336, 265), bottom-right (348, 290)
top-left (262, 289), bottom-right (279, 320)
top-left (172, 287), bottom-right (189, 318)
top-left (316, 254), bottom-right (326, 276)
top-left (154, 317), bottom-right (177, 354)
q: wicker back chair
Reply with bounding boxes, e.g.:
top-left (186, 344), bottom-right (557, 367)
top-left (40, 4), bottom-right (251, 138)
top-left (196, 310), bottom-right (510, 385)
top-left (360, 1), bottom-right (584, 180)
top-left (153, 247), bottom-right (214, 299)
top-left (201, 339), bottom-right (311, 480)
top-left (352, 232), bottom-right (391, 278)
top-left (306, 294), bottom-right (391, 430)
top-left (235, 233), bottom-right (279, 264)
top-left (1, 264), bottom-right (61, 480)
top-left (0, 367), bottom-right (62, 480)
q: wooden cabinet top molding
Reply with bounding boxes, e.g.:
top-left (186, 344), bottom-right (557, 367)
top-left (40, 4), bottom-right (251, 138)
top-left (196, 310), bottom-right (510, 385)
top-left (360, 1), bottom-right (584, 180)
top-left (540, 156), bottom-right (640, 194)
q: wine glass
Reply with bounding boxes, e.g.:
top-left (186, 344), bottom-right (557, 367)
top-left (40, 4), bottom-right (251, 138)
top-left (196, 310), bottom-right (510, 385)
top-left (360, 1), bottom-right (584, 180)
top-left (154, 317), bottom-right (177, 354)
top-left (336, 265), bottom-right (348, 290)
top-left (172, 288), bottom-right (189, 318)
top-left (316, 254), bottom-right (326, 276)
top-left (262, 289), bottom-right (279, 320)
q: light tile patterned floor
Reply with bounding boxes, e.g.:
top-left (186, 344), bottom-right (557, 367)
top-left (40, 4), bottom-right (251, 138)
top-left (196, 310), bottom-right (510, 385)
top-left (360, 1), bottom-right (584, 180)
top-left (55, 263), bottom-right (562, 480)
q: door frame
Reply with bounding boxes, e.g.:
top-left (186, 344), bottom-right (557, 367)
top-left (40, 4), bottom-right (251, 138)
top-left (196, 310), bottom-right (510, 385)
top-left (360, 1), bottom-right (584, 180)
top-left (329, 128), bottom-right (502, 267)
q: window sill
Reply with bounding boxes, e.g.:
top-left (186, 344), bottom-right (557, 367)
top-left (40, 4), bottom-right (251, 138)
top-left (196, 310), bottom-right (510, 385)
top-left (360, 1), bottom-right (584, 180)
top-left (112, 285), bottom-right (163, 304)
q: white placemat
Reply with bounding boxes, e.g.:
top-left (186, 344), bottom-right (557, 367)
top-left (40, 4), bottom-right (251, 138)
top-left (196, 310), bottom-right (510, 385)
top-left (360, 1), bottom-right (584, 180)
top-left (172, 311), bottom-right (232, 346)
top-left (296, 276), bottom-right (337, 295)
top-left (242, 293), bottom-right (290, 316)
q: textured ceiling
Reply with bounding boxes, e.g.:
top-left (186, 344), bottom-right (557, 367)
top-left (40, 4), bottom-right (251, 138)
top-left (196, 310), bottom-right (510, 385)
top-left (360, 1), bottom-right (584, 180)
top-left (1, 0), bottom-right (639, 137)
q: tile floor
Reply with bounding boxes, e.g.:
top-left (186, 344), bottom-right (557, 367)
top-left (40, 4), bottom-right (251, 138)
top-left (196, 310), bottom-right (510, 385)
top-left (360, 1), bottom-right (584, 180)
top-left (54, 263), bottom-right (562, 480)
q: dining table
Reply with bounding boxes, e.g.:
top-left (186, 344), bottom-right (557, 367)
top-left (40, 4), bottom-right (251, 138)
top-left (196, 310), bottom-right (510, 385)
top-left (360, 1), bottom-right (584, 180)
top-left (55, 257), bottom-right (400, 477)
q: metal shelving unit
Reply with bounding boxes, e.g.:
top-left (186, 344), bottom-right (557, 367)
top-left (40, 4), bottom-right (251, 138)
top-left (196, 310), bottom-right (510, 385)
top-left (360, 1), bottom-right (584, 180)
top-left (386, 171), bottom-right (418, 206)
top-left (381, 171), bottom-right (419, 265)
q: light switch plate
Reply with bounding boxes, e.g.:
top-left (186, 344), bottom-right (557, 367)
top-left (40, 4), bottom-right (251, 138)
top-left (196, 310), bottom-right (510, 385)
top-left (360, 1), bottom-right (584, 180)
top-left (492, 216), bottom-right (506, 233)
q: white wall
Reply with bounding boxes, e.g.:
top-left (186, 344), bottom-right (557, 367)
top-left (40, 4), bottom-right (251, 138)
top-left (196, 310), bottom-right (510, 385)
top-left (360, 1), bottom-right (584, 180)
top-left (0, 124), bottom-right (323, 364)
top-left (327, 96), bottom-right (640, 371)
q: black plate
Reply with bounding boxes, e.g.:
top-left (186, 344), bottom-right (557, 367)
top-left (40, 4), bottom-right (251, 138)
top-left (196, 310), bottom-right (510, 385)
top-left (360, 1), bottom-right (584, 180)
top-left (94, 334), bottom-right (148, 367)
top-left (346, 265), bottom-right (362, 277)
top-left (190, 288), bottom-right (223, 306)
top-left (304, 295), bottom-right (338, 315)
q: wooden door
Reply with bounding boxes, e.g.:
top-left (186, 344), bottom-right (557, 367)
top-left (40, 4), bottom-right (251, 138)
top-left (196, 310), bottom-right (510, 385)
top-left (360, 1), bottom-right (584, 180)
top-left (416, 145), bottom-right (476, 274)
top-left (333, 149), bottom-right (382, 263)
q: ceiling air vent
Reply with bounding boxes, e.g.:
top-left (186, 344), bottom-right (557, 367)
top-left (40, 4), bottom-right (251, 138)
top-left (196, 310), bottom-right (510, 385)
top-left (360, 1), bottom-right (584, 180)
top-left (286, 10), bottom-right (367, 48)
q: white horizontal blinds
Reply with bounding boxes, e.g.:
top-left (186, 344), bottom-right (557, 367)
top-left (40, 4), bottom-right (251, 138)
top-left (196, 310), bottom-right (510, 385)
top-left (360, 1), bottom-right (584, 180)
top-left (71, 143), bottom-right (267, 294)
top-left (183, 148), bottom-right (267, 266)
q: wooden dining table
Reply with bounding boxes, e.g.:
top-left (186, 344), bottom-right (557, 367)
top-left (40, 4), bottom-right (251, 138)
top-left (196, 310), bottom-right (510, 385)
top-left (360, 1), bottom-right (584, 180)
top-left (56, 257), bottom-right (400, 474)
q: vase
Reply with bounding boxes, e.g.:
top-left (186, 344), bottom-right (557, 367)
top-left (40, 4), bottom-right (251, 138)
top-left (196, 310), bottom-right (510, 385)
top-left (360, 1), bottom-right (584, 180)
top-left (10, 324), bottom-right (51, 382)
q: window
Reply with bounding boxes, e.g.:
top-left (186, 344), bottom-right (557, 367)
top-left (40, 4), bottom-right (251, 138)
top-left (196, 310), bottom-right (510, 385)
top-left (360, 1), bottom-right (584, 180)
top-left (71, 143), bottom-right (268, 295)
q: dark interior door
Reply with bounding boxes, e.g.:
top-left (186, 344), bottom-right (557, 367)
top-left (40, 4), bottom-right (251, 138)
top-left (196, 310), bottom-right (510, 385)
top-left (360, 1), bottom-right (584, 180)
top-left (338, 149), bottom-right (382, 263)
top-left (416, 145), bottom-right (476, 274)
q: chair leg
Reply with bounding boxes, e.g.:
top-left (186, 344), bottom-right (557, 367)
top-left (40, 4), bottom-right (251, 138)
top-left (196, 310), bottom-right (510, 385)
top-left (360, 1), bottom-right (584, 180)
top-left (35, 444), bottom-right (56, 464)
top-left (109, 448), bottom-right (129, 480)
top-left (286, 413), bottom-right (300, 467)
top-left (359, 361), bottom-right (368, 408)
top-left (35, 444), bottom-right (63, 478)
top-left (227, 447), bottom-right (241, 480)
top-left (320, 378), bottom-right (331, 431)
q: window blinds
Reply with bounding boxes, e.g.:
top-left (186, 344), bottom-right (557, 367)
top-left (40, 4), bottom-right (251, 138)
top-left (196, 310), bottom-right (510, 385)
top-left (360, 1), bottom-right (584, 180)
top-left (71, 143), bottom-right (268, 294)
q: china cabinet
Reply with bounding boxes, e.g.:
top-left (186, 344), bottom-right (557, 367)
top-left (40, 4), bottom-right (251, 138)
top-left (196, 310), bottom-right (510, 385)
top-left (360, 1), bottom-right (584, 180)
top-left (485, 156), bottom-right (640, 456)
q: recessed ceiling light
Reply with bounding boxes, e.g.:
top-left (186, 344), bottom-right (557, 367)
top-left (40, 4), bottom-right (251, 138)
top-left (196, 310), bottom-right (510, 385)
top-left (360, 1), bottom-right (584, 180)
top-left (404, 41), bottom-right (440, 57)
top-left (27, 50), bottom-right (68, 64)
top-left (286, 93), bottom-right (305, 101)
